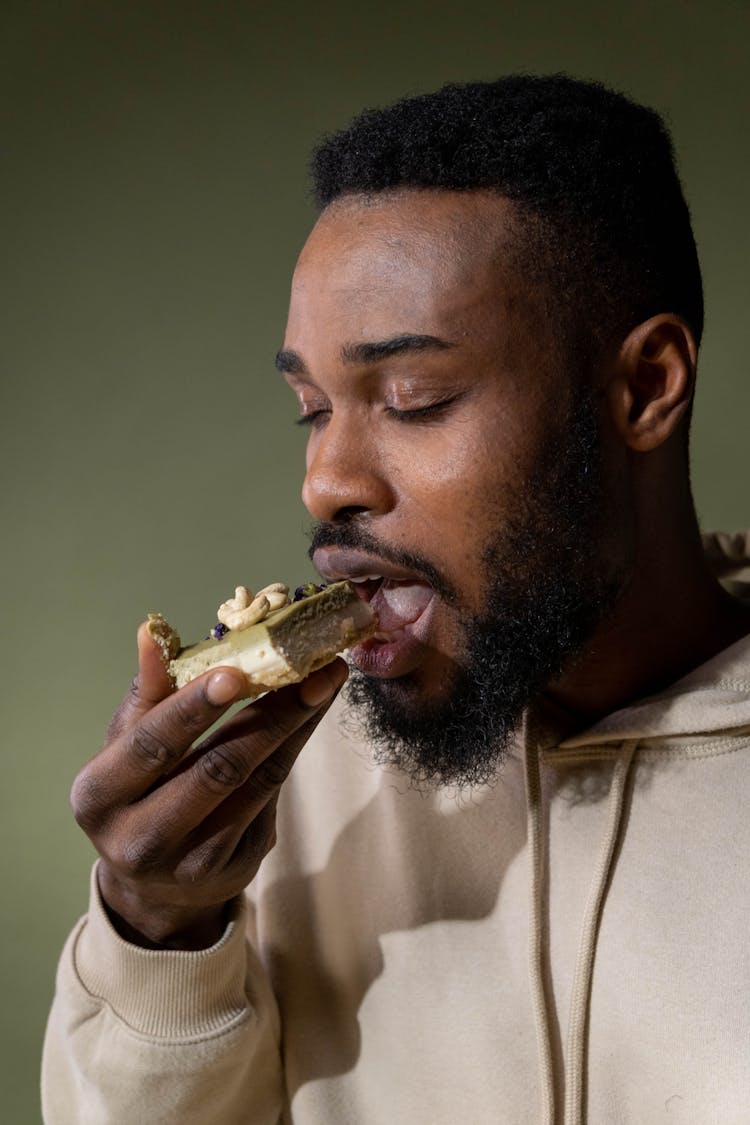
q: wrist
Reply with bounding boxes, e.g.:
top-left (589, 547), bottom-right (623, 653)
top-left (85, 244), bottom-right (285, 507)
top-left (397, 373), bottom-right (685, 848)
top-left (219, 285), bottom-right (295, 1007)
top-left (97, 867), bottom-right (231, 951)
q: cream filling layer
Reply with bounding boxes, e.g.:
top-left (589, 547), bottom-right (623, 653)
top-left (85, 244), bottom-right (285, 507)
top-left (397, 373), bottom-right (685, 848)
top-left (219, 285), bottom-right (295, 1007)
top-left (171, 631), bottom-right (291, 690)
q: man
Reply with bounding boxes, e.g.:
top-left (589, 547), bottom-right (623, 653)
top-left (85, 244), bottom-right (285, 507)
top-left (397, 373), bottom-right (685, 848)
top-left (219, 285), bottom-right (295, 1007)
top-left (43, 76), bottom-right (750, 1124)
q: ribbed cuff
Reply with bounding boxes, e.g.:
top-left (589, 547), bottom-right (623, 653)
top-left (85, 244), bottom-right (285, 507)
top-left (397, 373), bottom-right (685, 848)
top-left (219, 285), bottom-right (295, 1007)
top-left (74, 863), bottom-right (251, 1040)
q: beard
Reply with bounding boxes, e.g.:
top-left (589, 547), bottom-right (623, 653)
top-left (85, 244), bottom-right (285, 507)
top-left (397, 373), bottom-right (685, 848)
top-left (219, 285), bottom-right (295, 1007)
top-left (310, 381), bottom-right (630, 790)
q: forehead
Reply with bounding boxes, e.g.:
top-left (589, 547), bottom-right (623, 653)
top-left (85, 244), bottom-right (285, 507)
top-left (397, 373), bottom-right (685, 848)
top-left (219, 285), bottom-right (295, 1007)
top-left (286, 190), bottom-right (528, 344)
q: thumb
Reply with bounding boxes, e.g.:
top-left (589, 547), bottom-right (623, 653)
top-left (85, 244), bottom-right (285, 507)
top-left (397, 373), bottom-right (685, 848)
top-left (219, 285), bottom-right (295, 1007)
top-left (136, 619), bottom-right (176, 706)
top-left (105, 620), bottom-right (175, 741)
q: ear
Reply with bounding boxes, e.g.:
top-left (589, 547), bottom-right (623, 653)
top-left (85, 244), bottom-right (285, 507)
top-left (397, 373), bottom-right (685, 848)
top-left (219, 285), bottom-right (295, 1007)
top-left (608, 315), bottom-right (697, 452)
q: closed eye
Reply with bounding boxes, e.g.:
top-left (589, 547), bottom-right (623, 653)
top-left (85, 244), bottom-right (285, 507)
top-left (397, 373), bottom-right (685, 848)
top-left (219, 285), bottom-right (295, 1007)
top-left (384, 397), bottom-right (459, 422)
top-left (295, 395), bottom-right (463, 426)
top-left (295, 408), bottom-right (330, 427)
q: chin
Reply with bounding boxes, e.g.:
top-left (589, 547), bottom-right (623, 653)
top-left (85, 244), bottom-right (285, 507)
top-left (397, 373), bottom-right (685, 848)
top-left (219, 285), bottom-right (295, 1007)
top-left (341, 657), bottom-right (521, 792)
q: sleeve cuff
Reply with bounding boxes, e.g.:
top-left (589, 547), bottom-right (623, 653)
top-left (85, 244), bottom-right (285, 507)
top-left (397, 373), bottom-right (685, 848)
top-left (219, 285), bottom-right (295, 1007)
top-left (74, 862), bottom-right (252, 1039)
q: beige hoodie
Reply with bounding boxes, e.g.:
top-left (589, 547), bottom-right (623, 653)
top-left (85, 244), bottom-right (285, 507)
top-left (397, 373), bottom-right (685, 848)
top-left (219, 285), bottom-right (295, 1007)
top-left (43, 532), bottom-right (750, 1124)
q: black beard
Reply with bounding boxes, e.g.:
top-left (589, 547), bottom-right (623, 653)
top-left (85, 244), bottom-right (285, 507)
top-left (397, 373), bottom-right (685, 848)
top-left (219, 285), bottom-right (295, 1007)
top-left (312, 382), bottom-right (629, 790)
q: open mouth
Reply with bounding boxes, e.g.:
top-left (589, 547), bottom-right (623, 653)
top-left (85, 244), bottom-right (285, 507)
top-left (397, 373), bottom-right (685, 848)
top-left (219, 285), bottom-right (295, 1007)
top-left (312, 548), bottom-right (437, 641)
top-left (348, 576), bottom-right (434, 638)
top-left (312, 547), bottom-right (441, 678)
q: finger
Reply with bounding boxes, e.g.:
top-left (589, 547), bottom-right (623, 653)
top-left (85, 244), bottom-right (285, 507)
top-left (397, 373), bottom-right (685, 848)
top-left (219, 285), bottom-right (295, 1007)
top-left (180, 656), bottom-right (350, 763)
top-left (110, 663), bottom-right (345, 874)
top-left (298, 656), bottom-right (349, 706)
top-left (188, 659), bottom-right (348, 788)
top-left (179, 707), bottom-right (323, 864)
top-left (136, 620), bottom-right (175, 706)
top-left (172, 793), bottom-right (280, 888)
top-left (73, 666), bottom-right (248, 829)
top-left (151, 656), bottom-right (351, 785)
top-left (177, 714), bottom-right (313, 877)
top-left (105, 621), bottom-right (177, 742)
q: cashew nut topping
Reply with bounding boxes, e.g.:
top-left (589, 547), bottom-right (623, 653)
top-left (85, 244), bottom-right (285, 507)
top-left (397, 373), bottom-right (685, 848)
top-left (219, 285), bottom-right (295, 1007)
top-left (216, 583), bottom-right (290, 631)
top-left (258, 582), bottom-right (290, 611)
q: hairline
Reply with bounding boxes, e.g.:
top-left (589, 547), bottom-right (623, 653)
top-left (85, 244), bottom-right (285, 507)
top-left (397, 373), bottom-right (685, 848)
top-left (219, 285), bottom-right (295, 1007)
top-left (316, 185), bottom-right (621, 382)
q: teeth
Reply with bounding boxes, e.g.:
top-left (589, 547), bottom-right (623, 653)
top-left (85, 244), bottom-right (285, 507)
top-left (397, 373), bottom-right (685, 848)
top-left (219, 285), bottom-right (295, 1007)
top-left (349, 575), bottom-right (383, 583)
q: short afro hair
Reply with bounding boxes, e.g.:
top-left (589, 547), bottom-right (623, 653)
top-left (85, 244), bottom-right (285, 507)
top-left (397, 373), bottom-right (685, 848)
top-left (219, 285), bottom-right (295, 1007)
top-left (310, 75), bottom-right (704, 361)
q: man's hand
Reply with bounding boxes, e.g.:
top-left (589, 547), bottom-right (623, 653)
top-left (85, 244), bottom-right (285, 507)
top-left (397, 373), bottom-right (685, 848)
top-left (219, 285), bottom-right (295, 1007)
top-left (71, 621), bottom-right (347, 950)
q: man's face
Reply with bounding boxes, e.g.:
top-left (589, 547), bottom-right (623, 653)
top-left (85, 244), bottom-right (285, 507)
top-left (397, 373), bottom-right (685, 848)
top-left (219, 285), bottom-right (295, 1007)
top-left (279, 190), bottom-right (629, 786)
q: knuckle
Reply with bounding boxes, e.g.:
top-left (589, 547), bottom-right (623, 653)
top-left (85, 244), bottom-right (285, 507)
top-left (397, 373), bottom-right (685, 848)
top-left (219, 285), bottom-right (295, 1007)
top-left (118, 830), bottom-right (165, 876)
top-left (128, 725), bottom-right (178, 773)
top-left (232, 814), bottom-right (276, 871)
top-left (256, 803), bottom-right (278, 851)
top-left (179, 842), bottom-right (224, 883)
top-left (105, 677), bottom-right (142, 741)
top-left (171, 690), bottom-right (214, 738)
top-left (255, 697), bottom-right (296, 751)
top-left (125, 675), bottom-right (142, 707)
top-left (197, 745), bottom-right (250, 792)
top-left (125, 689), bottom-right (216, 777)
top-left (70, 769), bottom-right (109, 833)
top-left (253, 752), bottom-right (291, 793)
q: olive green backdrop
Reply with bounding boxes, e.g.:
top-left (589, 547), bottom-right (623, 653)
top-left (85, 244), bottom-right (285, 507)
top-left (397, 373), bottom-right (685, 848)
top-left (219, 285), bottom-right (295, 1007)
top-left (2, 1), bottom-right (748, 1119)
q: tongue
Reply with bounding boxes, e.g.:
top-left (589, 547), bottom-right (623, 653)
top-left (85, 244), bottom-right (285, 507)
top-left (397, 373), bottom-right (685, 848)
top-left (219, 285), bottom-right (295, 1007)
top-left (371, 581), bottom-right (433, 632)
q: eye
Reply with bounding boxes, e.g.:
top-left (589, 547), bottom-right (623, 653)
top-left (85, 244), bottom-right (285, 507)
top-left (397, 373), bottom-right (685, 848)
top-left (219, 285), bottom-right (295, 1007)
top-left (384, 397), bottom-right (457, 422)
top-left (294, 406), bottom-right (331, 428)
top-left (289, 386), bottom-right (332, 428)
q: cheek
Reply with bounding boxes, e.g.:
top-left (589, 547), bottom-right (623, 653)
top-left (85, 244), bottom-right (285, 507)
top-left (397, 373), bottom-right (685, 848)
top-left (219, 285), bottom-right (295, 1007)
top-left (390, 427), bottom-right (513, 567)
top-left (403, 408), bottom-right (526, 501)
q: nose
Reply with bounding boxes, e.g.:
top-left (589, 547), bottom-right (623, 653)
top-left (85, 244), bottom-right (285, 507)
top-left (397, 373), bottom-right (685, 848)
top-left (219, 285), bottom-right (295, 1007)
top-left (301, 411), bottom-right (394, 523)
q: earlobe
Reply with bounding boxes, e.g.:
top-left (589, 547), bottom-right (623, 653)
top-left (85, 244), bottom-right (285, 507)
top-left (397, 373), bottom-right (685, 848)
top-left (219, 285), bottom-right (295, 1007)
top-left (608, 314), bottom-right (697, 453)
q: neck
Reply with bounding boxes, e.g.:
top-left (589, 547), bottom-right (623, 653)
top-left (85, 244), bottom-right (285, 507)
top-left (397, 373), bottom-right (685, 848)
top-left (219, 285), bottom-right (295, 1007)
top-left (545, 490), bottom-right (750, 724)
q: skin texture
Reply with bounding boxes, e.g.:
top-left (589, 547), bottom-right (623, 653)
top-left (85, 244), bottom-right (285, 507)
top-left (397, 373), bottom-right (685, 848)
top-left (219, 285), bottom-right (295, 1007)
top-left (72, 633), bottom-right (348, 948)
top-left (73, 188), bottom-right (750, 949)
top-left (285, 194), bottom-right (584, 696)
top-left (285, 191), bottom-right (750, 722)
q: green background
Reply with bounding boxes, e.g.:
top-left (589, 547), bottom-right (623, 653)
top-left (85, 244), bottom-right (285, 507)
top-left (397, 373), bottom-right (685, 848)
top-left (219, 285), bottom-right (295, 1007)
top-left (2, 1), bottom-right (748, 1119)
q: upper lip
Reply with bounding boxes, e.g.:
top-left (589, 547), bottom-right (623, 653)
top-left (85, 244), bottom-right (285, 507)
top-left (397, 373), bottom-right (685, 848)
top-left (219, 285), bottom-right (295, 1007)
top-left (312, 547), bottom-right (432, 586)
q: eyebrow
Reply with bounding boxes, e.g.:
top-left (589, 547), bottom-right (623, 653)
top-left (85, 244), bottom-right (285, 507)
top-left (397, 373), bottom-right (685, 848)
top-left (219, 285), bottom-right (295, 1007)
top-left (274, 333), bottom-right (455, 376)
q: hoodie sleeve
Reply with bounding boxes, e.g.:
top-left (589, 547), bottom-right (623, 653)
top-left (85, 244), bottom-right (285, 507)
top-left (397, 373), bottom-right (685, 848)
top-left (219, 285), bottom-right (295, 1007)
top-left (41, 865), bottom-right (283, 1125)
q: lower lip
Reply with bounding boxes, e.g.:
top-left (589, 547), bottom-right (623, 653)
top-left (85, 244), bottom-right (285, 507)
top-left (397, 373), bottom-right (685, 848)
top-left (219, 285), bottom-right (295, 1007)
top-left (348, 592), bottom-right (437, 678)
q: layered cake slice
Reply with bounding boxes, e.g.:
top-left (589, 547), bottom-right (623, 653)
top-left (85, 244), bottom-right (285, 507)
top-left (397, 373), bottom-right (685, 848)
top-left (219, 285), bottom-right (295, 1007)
top-left (148, 580), bottom-right (376, 695)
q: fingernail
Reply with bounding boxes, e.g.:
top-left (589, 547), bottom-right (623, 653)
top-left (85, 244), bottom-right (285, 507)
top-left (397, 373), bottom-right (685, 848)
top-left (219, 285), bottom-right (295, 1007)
top-left (206, 670), bottom-right (241, 705)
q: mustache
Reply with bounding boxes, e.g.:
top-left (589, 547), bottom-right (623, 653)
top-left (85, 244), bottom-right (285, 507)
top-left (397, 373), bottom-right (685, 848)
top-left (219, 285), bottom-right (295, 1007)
top-left (307, 520), bottom-right (457, 603)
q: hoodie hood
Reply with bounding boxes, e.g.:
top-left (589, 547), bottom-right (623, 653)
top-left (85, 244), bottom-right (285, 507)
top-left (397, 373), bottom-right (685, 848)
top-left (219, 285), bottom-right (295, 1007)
top-left (558, 631), bottom-right (750, 748)
top-left (524, 531), bottom-right (750, 1125)
top-left (556, 530), bottom-right (750, 750)
top-left (703, 527), bottom-right (750, 596)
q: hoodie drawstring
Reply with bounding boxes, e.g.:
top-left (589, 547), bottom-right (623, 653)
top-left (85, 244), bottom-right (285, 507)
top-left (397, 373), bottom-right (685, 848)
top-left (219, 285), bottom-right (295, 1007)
top-left (563, 741), bottom-right (636, 1125)
top-left (525, 734), bottom-right (556, 1125)
top-left (526, 738), bottom-right (637, 1125)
